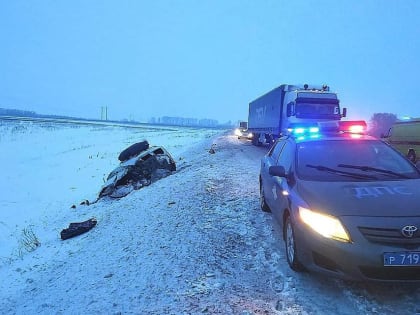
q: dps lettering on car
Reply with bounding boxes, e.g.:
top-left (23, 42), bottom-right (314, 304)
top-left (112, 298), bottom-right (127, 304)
top-left (349, 185), bottom-right (413, 199)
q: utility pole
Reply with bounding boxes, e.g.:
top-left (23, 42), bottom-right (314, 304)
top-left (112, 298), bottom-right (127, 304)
top-left (101, 106), bottom-right (108, 120)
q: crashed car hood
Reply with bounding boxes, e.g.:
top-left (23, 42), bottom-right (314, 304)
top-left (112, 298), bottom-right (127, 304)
top-left (296, 179), bottom-right (420, 217)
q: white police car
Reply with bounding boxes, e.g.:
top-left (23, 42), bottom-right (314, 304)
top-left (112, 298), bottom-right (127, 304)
top-left (259, 121), bottom-right (420, 281)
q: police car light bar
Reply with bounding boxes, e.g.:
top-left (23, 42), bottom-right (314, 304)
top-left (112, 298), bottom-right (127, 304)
top-left (338, 120), bottom-right (367, 134)
top-left (287, 120), bottom-right (367, 137)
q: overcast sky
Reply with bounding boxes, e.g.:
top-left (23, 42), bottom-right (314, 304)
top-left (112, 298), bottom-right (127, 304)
top-left (1, 0), bottom-right (419, 123)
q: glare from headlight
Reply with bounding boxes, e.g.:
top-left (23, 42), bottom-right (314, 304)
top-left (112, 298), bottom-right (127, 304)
top-left (234, 128), bottom-right (241, 136)
top-left (299, 207), bottom-right (351, 242)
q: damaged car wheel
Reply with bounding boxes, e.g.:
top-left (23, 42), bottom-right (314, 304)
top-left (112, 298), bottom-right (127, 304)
top-left (118, 140), bottom-right (149, 162)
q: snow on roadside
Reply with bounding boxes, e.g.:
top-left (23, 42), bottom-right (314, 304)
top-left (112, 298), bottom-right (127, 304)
top-left (0, 130), bottom-right (283, 314)
top-left (0, 120), bottom-right (221, 262)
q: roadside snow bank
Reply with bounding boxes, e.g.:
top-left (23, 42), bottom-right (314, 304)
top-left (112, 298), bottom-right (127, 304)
top-left (0, 121), bottom-right (223, 262)
top-left (1, 131), bottom-right (281, 314)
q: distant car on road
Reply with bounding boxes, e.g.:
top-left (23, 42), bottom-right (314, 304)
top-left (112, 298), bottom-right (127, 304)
top-left (234, 127), bottom-right (253, 140)
top-left (259, 121), bottom-right (420, 281)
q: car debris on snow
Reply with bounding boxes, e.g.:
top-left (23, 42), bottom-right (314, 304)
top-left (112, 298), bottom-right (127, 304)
top-left (60, 218), bottom-right (97, 240)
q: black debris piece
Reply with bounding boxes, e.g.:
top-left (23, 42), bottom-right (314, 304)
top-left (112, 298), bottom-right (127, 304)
top-left (80, 199), bottom-right (90, 206)
top-left (209, 144), bottom-right (216, 154)
top-left (60, 218), bottom-right (97, 240)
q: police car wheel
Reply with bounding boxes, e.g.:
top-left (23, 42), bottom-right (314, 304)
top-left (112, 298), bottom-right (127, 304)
top-left (260, 182), bottom-right (271, 212)
top-left (284, 215), bottom-right (304, 271)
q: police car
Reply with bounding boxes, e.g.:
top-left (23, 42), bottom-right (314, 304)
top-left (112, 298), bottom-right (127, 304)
top-left (259, 121), bottom-right (420, 281)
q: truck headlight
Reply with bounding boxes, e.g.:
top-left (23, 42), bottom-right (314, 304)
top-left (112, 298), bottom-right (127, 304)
top-left (234, 128), bottom-right (242, 136)
top-left (298, 207), bottom-right (351, 242)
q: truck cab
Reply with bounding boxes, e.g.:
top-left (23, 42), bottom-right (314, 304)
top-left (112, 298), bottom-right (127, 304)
top-left (248, 84), bottom-right (347, 146)
top-left (285, 89), bottom-right (343, 120)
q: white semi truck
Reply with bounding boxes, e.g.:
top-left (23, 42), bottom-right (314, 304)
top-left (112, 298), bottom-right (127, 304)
top-left (248, 84), bottom-right (347, 145)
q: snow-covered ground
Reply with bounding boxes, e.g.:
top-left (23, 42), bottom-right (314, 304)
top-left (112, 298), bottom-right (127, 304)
top-left (0, 120), bottom-right (221, 261)
top-left (0, 119), bottom-right (419, 314)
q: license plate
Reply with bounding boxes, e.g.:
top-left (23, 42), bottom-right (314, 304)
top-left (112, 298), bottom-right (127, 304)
top-left (383, 252), bottom-right (420, 266)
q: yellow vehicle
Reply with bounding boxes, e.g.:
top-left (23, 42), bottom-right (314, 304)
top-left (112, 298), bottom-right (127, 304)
top-left (383, 118), bottom-right (420, 164)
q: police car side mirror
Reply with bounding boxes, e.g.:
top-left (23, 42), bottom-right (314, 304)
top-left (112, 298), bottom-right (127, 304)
top-left (269, 165), bottom-right (286, 177)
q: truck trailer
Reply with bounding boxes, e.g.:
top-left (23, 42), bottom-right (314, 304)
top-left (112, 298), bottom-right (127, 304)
top-left (248, 84), bottom-right (347, 145)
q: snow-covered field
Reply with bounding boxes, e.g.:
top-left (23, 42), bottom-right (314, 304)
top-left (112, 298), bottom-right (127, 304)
top-left (0, 119), bottom-right (419, 314)
top-left (0, 119), bottom-right (222, 261)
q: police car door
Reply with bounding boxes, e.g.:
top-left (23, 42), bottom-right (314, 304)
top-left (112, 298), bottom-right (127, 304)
top-left (261, 139), bottom-right (286, 209)
top-left (270, 140), bottom-right (295, 223)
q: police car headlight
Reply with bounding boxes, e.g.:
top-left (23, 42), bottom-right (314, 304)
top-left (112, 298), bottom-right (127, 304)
top-left (298, 207), bottom-right (351, 242)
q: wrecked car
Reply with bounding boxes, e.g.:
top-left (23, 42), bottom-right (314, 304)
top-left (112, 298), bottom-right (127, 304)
top-left (99, 145), bottom-right (176, 199)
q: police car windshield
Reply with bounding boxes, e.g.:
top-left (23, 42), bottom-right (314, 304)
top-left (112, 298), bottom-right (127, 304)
top-left (337, 164), bottom-right (410, 179)
top-left (297, 139), bottom-right (419, 181)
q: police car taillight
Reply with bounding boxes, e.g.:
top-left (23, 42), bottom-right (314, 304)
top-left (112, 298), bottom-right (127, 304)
top-left (338, 121), bottom-right (367, 134)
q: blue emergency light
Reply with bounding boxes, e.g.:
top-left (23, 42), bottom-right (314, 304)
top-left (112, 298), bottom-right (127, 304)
top-left (287, 124), bottom-right (320, 135)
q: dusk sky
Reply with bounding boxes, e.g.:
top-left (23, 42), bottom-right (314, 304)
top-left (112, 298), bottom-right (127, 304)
top-left (1, 1), bottom-right (419, 123)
